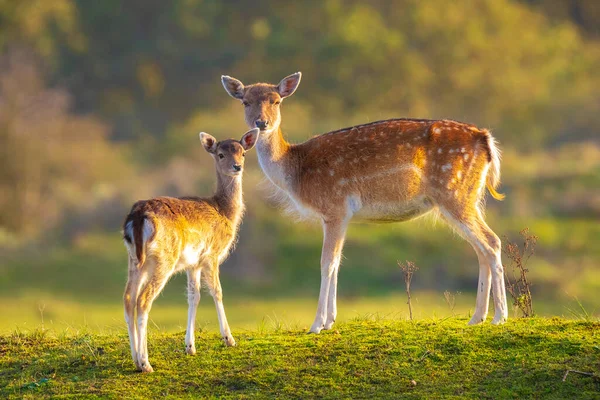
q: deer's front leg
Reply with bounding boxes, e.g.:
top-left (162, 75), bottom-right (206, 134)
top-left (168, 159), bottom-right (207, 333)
top-left (205, 264), bottom-right (236, 347)
top-left (310, 218), bottom-right (348, 334)
top-left (185, 268), bottom-right (202, 355)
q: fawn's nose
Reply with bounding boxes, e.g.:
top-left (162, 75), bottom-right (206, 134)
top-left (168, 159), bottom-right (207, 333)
top-left (233, 164), bottom-right (242, 172)
top-left (255, 120), bottom-right (268, 129)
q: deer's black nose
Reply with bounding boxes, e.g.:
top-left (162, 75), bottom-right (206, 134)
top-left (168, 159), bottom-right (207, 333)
top-left (255, 120), bottom-right (268, 129)
top-left (233, 164), bottom-right (242, 172)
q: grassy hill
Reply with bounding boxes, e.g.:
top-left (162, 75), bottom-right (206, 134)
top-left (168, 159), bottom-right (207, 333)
top-left (1, 318), bottom-right (598, 399)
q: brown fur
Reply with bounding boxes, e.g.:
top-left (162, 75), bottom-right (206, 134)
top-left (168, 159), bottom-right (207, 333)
top-left (122, 130), bottom-right (258, 372)
top-left (222, 73), bottom-right (509, 332)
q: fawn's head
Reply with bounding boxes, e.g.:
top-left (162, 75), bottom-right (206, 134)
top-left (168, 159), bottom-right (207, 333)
top-left (221, 72), bottom-right (301, 135)
top-left (199, 128), bottom-right (259, 177)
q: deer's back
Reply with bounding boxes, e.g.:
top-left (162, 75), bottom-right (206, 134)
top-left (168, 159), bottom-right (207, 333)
top-left (285, 119), bottom-right (492, 220)
top-left (125, 197), bottom-right (236, 269)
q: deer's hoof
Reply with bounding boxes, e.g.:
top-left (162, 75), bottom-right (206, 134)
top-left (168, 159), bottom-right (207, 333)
top-left (223, 336), bottom-right (236, 347)
top-left (139, 362), bottom-right (154, 373)
top-left (467, 315), bottom-right (486, 325)
top-left (186, 344), bottom-right (196, 355)
top-left (323, 320), bottom-right (335, 330)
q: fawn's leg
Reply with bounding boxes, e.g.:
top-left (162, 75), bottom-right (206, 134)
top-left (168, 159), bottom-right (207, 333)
top-left (124, 257), bottom-right (141, 369)
top-left (204, 262), bottom-right (235, 347)
top-left (185, 268), bottom-right (202, 355)
top-left (136, 261), bottom-right (171, 373)
top-left (310, 217), bottom-right (349, 334)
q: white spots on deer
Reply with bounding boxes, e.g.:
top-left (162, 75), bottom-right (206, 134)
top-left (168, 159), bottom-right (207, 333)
top-left (456, 171), bottom-right (462, 180)
top-left (433, 127), bottom-right (441, 134)
top-left (461, 147), bottom-right (466, 153)
top-left (438, 148), bottom-right (443, 154)
top-left (338, 178), bottom-right (349, 186)
top-left (441, 163), bottom-right (452, 172)
top-left (329, 169), bottom-right (335, 177)
top-left (463, 153), bottom-right (470, 162)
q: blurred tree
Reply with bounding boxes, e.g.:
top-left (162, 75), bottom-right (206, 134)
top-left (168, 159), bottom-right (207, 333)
top-left (0, 49), bottom-right (130, 239)
top-left (1, 0), bottom-right (597, 150)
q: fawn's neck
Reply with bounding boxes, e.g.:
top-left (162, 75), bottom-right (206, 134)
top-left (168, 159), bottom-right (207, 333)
top-left (213, 173), bottom-right (244, 226)
top-left (256, 127), bottom-right (293, 190)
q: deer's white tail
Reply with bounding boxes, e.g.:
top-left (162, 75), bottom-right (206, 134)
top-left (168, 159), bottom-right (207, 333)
top-left (483, 131), bottom-right (505, 201)
top-left (124, 216), bottom-right (154, 268)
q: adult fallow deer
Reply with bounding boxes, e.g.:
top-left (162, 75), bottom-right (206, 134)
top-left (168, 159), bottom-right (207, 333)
top-left (222, 72), bottom-right (508, 333)
top-left (123, 128), bottom-right (259, 372)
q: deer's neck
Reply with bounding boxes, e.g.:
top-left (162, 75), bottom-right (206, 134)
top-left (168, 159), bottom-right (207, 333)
top-left (256, 127), bottom-right (294, 190)
top-left (213, 173), bottom-right (244, 227)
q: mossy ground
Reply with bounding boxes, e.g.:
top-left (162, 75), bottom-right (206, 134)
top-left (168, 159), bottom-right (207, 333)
top-left (0, 317), bottom-right (598, 399)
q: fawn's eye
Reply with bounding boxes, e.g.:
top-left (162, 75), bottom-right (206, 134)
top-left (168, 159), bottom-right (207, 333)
top-left (218, 154), bottom-right (224, 159)
top-left (243, 101), bottom-right (250, 107)
top-left (242, 152), bottom-right (246, 157)
top-left (273, 100), bottom-right (280, 105)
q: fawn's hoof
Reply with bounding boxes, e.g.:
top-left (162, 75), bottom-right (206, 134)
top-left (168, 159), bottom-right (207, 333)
top-left (186, 344), bottom-right (196, 355)
top-left (491, 315), bottom-right (507, 325)
top-left (139, 362), bottom-right (154, 373)
top-left (223, 336), bottom-right (236, 347)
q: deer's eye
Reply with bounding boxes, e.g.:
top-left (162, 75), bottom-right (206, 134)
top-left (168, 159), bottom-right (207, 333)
top-left (218, 154), bottom-right (224, 159)
top-left (242, 101), bottom-right (250, 107)
top-left (242, 152), bottom-right (246, 157)
top-left (273, 100), bottom-right (280, 105)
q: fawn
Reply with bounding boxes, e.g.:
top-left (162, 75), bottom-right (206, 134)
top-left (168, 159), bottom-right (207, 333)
top-left (222, 72), bottom-right (508, 333)
top-left (122, 128), bottom-right (259, 372)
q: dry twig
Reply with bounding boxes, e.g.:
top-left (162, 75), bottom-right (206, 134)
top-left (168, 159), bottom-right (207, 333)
top-left (398, 261), bottom-right (419, 320)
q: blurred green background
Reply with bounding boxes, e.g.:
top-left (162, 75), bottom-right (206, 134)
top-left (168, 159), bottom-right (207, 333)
top-left (1, 0), bottom-right (599, 333)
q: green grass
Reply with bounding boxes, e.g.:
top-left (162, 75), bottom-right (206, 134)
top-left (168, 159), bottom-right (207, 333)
top-left (1, 291), bottom-right (593, 335)
top-left (1, 318), bottom-right (598, 399)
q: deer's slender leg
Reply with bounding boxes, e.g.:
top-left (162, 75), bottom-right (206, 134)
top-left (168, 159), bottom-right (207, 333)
top-left (204, 263), bottom-right (235, 347)
top-left (135, 260), bottom-right (171, 373)
top-left (185, 268), bottom-right (202, 355)
top-left (324, 262), bottom-right (339, 330)
top-left (124, 258), bottom-right (141, 369)
top-left (475, 217), bottom-right (508, 324)
top-left (440, 208), bottom-right (506, 325)
top-left (310, 217), bottom-right (349, 334)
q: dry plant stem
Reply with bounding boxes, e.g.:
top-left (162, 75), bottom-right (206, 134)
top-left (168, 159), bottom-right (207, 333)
top-left (444, 291), bottom-right (456, 315)
top-left (562, 370), bottom-right (595, 382)
top-left (502, 228), bottom-right (537, 317)
top-left (399, 261), bottom-right (418, 321)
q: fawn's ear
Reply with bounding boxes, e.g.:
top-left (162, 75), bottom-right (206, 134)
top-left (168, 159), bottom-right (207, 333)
top-left (277, 72), bottom-right (301, 99)
top-left (199, 132), bottom-right (218, 154)
top-left (240, 128), bottom-right (260, 151)
top-left (221, 75), bottom-right (245, 100)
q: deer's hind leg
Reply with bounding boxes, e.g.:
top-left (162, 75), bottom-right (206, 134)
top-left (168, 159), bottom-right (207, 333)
top-left (135, 257), bottom-right (173, 373)
top-left (440, 207), bottom-right (508, 325)
top-left (124, 257), bottom-right (141, 370)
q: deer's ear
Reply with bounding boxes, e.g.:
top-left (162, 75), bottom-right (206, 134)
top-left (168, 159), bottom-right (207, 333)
top-left (240, 128), bottom-right (260, 151)
top-left (199, 132), bottom-right (218, 154)
top-left (221, 75), bottom-right (245, 100)
top-left (277, 72), bottom-right (301, 99)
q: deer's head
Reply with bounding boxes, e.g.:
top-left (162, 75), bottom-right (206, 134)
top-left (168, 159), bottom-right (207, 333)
top-left (199, 128), bottom-right (259, 177)
top-left (221, 72), bottom-right (301, 136)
